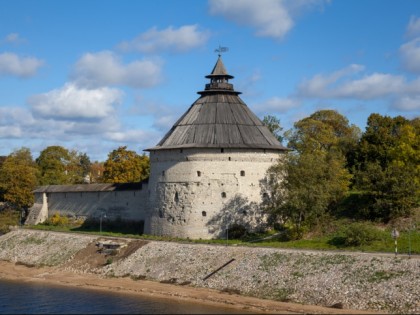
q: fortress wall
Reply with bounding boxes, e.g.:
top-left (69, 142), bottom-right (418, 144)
top-left (146, 148), bottom-right (285, 239)
top-left (41, 184), bottom-right (150, 222)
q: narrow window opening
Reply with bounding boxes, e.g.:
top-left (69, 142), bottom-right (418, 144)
top-left (228, 157), bottom-right (231, 161)
top-left (197, 171), bottom-right (201, 177)
top-left (221, 148), bottom-right (224, 153)
top-left (221, 192), bottom-right (227, 198)
top-left (180, 149), bottom-right (183, 153)
top-left (162, 170), bottom-right (165, 176)
top-left (240, 170), bottom-right (245, 176)
top-left (202, 211), bottom-right (207, 217)
top-left (174, 192), bottom-right (179, 203)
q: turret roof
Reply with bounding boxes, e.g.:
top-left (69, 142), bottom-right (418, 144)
top-left (147, 56), bottom-right (288, 151)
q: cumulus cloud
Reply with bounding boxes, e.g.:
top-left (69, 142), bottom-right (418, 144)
top-left (256, 97), bottom-right (301, 113)
top-left (0, 52), bottom-right (44, 78)
top-left (400, 38), bottom-right (420, 73)
top-left (406, 16), bottom-right (420, 38)
top-left (70, 51), bottom-right (163, 88)
top-left (105, 129), bottom-right (159, 144)
top-left (29, 83), bottom-right (123, 120)
top-left (117, 25), bottom-right (210, 53)
top-left (392, 96), bottom-right (420, 111)
top-left (298, 65), bottom-right (406, 99)
top-left (208, 0), bottom-right (328, 39)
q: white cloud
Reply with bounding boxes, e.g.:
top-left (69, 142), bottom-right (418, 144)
top-left (209, 0), bottom-right (292, 39)
top-left (208, 0), bottom-right (328, 39)
top-left (29, 83), bottom-right (123, 120)
top-left (256, 97), bottom-right (301, 113)
top-left (117, 25), bottom-right (210, 53)
top-left (4, 33), bottom-right (26, 44)
top-left (105, 129), bottom-right (159, 144)
top-left (70, 51), bottom-right (163, 88)
top-left (298, 65), bottom-right (406, 99)
top-left (400, 37), bottom-right (420, 73)
top-left (0, 52), bottom-right (44, 78)
top-left (0, 126), bottom-right (22, 138)
top-left (406, 16), bottom-right (420, 38)
top-left (392, 96), bottom-right (420, 111)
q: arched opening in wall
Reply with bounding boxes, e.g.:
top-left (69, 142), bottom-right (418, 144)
top-left (174, 192), bottom-right (179, 203)
top-left (202, 211), bottom-right (207, 217)
top-left (240, 170), bottom-right (245, 176)
top-left (221, 192), bottom-right (226, 198)
top-left (197, 171), bottom-right (201, 177)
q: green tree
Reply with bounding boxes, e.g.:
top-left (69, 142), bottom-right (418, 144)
top-left (262, 115), bottom-right (284, 143)
top-left (0, 148), bottom-right (39, 209)
top-left (36, 146), bottom-right (72, 185)
top-left (66, 150), bottom-right (92, 184)
top-left (102, 146), bottom-right (150, 183)
top-left (264, 110), bottom-right (356, 237)
top-left (354, 114), bottom-right (420, 220)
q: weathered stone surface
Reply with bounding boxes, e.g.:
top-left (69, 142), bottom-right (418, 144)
top-left (0, 230), bottom-right (418, 314)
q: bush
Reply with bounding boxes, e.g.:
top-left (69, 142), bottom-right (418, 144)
top-left (227, 224), bottom-right (248, 239)
top-left (0, 208), bottom-right (20, 234)
top-left (329, 222), bottom-right (381, 247)
top-left (45, 212), bottom-right (69, 226)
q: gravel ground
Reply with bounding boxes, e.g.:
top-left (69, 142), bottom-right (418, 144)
top-left (0, 229), bottom-right (418, 314)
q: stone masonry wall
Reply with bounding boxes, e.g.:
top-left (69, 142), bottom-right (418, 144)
top-left (34, 185), bottom-right (150, 223)
top-left (146, 148), bottom-right (285, 239)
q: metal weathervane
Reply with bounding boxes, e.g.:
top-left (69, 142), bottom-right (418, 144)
top-left (215, 45), bottom-right (229, 56)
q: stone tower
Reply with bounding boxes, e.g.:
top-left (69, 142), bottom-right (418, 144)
top-left (144, 55), bottom-right (288, 239)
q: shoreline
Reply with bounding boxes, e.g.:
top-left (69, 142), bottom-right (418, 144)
top-left (0, 261), bottom-right (375, 314)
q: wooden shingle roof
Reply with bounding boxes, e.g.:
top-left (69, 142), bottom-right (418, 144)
top-left (33, 182), bottom-right (146, 193)
top-left (147, 56), bottom-right (287, 151)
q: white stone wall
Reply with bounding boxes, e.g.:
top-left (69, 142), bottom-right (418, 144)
top-left (145, 148), bottom-right (285, 239)
top-left (39, 185), bottom-right (150, 223)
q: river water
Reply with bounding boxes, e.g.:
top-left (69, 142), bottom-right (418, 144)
top-left (0, 279), bottom-right (251, 314)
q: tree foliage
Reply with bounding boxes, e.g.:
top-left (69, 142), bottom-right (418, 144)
top-left (353, 114), bottom-right (420, 220)
top-left (264, 110), bottom-right (357, 238)
top-left (102, 146), bottom-right (150, 183)
top-left (262, 115), bottom-right (284, 143)
top-left (36, 146), bottom-right (91, 185)
top-left (0, 148), bottom-right (39, 209)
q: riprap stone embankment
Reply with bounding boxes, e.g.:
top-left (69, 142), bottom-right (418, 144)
top-left (0, 229), bottom-right (418, 314)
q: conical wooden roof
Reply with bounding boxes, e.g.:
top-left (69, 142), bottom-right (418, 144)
top-left (147, 56), bottom-right (287, 151)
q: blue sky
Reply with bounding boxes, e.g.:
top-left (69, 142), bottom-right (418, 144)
top-left (1, 0), bottom-right (419, 161)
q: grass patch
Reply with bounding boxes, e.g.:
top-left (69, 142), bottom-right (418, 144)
top-left (367, 270), bottom-right (407, 283)
top-left (25, 217), bottom-right (419, 255)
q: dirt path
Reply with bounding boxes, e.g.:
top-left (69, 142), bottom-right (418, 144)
top-left (0, 261), bottom-right (380, 314)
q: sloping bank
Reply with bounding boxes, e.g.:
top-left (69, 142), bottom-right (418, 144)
top-left (0, 229), bottom-right (418, 314)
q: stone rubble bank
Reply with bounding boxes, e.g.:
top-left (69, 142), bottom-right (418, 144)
top-left (0, 229), bottom-right (418, 314)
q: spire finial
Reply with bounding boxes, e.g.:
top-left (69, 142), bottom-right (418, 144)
top-left (214, 45), bottom-right (229, 57)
